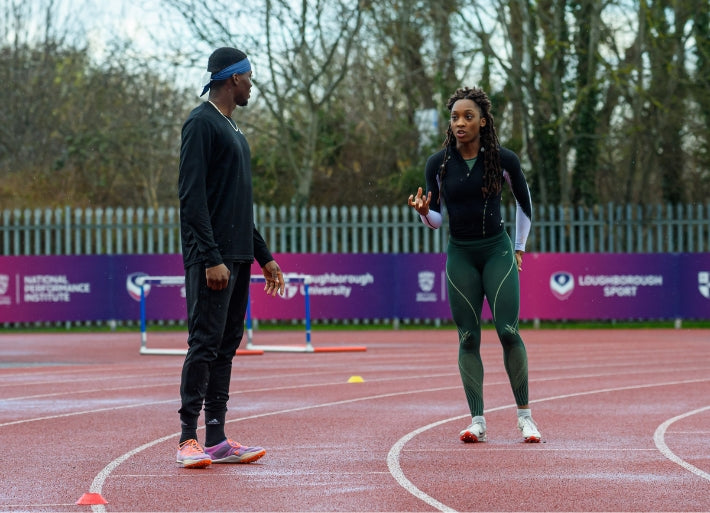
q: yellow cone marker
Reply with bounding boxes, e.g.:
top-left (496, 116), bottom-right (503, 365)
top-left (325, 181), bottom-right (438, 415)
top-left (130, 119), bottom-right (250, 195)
top-left (347, 375), bottom-right (364, 383)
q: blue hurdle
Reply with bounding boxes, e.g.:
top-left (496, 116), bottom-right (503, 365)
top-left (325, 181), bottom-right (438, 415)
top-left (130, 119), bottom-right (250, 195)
top-left (136, 275), bottom-right (191, 355)
top-left (245, 274), bottom-right (366, 353)
top-left (136, 273), bottom-right (365, 355)
top-left (245, 274), bottom-right (315, 352)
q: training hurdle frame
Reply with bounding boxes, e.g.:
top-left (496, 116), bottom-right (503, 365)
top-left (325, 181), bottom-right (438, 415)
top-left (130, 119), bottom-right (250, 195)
top-left (135, 275), bottom-right (241, 356)
top-left (245, 274), bottom-right (366, 353)
top-left (136, 274), bottom-right (366, 355)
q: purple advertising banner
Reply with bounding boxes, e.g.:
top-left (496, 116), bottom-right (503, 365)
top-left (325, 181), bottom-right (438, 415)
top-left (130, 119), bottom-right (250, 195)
top-left (391, 253), bottom-right (450, 319)
top-left (521, 253), bottom-right (679, 320)
top-left (114, 254), bottom-right (186, 321)
top-left (0, 255), bottom-right (114, 322)
top-left (677, 253), bottom-right (710, 320)
top-left (249, 253), bottom-right (394, 320)
top-left (0, 253), bottom-right (708, 323)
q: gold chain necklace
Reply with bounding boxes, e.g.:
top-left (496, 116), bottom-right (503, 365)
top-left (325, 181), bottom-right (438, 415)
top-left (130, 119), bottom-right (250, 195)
top-left (208, 101), bottom-right (241, 134)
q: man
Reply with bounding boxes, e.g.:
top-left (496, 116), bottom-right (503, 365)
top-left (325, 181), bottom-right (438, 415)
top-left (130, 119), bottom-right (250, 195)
top-left (176, 47), bottom-right (285, 469)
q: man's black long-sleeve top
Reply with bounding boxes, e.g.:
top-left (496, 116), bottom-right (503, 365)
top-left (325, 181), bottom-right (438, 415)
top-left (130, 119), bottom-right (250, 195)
top-left (178, 102), bottom-right (272, 269)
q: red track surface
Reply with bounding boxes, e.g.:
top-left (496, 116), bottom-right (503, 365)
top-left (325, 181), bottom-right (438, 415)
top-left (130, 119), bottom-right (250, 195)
top-left (1, 328), bottom-right (709, 512)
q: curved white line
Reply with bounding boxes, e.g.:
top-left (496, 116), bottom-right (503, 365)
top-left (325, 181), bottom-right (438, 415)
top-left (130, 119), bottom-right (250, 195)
top-left (653, 405), bottom-right (710, 480)
top-left (387, 378), bottom-right (710, 513)
top-left (77, 376), bottom-right (709, 513)
top-left (387, 417), bottom-right (461, 512)
top-left (87, 386), bottom-right (460, 513)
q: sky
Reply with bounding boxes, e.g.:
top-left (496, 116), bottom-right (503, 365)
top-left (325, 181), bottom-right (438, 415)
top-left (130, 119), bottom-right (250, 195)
top-left (65, 0), bottom-right (207, 95)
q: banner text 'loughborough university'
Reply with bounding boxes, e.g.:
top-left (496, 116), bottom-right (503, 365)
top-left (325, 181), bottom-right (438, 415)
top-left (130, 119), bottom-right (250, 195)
top-left (0, 253), bottom-right (708, 323)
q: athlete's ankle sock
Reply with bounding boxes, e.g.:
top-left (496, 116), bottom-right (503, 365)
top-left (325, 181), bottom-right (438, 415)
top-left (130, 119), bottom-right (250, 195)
top-left (472, 415), bottom-right (486, 428)
top-left (517, 408), bottom-right (532, 419)
top-left (179, 416), bottom-right (198, 444)
top-left (205, 412), bottom-right (226, 447)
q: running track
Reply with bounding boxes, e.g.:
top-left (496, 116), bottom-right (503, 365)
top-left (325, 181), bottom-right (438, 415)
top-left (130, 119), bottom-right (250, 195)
top-left (1, 328), bottom-right (709, 512)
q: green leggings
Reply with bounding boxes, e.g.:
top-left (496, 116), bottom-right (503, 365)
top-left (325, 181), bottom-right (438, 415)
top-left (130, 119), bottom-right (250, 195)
top-left (446, 231), bottom-right (529, 416)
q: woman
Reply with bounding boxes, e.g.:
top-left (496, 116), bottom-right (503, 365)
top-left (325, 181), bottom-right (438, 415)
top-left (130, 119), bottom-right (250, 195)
top-left (408, 87), bottom-right (540, 443)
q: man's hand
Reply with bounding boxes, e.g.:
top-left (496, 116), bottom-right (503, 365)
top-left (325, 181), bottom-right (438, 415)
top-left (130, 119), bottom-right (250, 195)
top-left (205, 263), bottom-right (230, 290)
top-left (262, 260), bottom-right (285, 296)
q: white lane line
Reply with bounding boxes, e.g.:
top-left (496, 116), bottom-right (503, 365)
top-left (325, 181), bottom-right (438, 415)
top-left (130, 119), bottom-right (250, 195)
top-left (3, 382), bottom-right (179, 402)
top-left (0, 368), bottom-right (352, 397)
top-left (11, 376), bottom-right (709, 512)
top-left (0, 363), bottom-right (696, 425)
top-left (0, 374), bottom-right (457, 427)
top-left (4, 360), bottom-right (706, 401)
top-left (87, 386), bottom-right (461, 513)
top-left (654, 405), bottom-right (710, 480)
top-left (387, 417), bottom-right (461, 513)
top-left (0, 400), bottom-right (176, 428)
top-left (387, 377), bottom-right (710, 513)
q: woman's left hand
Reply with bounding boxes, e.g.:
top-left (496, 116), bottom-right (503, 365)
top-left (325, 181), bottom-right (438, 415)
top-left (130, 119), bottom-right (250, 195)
top-left (514, 250), bottom-right (524, 272)
top-left (407, 187), bottom-right (431, 216)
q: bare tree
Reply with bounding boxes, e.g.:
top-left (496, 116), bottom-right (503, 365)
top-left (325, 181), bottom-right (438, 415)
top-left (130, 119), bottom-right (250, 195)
top-left (0, 0), bottom-right (86, 205)
top-left (644, 0), bottom-right (691, 204)
top-left (570, 0), bottom-right (603, 207)
top-left (166, 0), bottom-right (366, 206)
top-left (0, 0), bottom-right (75, 176)
top-left (0, 0), bottom-right (191, 208)
top-left (3, 0), bottom-right (709, 209)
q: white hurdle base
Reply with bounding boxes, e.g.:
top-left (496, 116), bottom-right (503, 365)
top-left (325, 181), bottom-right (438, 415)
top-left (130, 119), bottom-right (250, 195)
top-left (139, 346), bottom-right (186, 356)
top-left (244, 344), bottom-right (366, 353)
top-left (245, 343), bottom-right (313, 353)
top-left (139, 346), bottom-right (262, 356)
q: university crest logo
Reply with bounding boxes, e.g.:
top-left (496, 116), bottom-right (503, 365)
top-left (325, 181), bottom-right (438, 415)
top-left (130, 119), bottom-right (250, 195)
top-left (550, 272), bottom-right (574, 300)
top-left (699, 272), bottom-right (710, 299)
top-left (418, 271), bottom-right (435, 292)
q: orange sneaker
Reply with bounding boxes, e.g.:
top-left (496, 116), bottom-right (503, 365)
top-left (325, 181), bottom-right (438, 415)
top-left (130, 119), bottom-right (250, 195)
top-left (176, 439), bottom-right (212, 468)
top-left (204, 438), bottom-right (266, 463)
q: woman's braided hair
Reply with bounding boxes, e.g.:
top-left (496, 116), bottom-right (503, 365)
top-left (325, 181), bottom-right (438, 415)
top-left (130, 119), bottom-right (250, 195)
top-left (437, 87), bottom-right (502, 199)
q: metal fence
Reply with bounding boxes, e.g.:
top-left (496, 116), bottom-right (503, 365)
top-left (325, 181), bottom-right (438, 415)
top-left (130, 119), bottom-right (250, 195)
top-left (1, 203), bottom-right (709, 256)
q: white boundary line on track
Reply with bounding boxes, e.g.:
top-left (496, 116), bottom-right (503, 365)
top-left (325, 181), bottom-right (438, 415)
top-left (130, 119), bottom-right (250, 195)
top-left (387, 378), bottom-right (710, 513)
top-left (86, 386), bottom-right (460, 513)
top-left (653, 405), bottom-right (710, 480)
top-left (0, 374), bottom-right (460, 428)
top-left (6, 377), bottom-right (707, 513)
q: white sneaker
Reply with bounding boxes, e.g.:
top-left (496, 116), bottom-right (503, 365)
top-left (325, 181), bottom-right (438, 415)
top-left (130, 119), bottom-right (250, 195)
top-left (459, 419), bottom-right (487, 443)
top-left (517, 416), bottom-right (541, 443)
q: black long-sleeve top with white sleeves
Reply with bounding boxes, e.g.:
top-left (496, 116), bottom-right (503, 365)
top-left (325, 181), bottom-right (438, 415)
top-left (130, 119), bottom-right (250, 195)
top-left (422, 146), bottom-right (532, 250)
top-left (178, 102), bottom-right (273, 269)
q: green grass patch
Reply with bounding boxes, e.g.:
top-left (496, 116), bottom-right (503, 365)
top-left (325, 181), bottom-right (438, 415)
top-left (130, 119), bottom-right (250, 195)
top-left (2, 318), bottom-right (708, 333)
